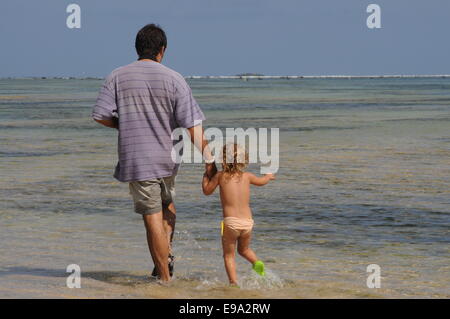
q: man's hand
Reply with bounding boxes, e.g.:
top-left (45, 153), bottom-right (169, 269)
top-left (205, 162), bottom-right (217, 179)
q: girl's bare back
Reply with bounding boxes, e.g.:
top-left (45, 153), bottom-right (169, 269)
top-left (218, 172), bottom-right (253, 219)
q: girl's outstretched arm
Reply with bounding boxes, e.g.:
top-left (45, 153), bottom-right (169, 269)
top-left (247, 172), bottom-right (275, 186)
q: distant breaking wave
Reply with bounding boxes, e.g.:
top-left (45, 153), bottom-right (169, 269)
top-left (2, 74), bottom-right (450, 80)
top-left (186, 74), bottom-right (450, 79)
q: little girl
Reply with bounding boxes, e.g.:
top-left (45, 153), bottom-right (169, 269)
top-left (202, 143), bottom-right (275, 285)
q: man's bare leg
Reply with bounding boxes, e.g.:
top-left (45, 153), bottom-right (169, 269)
top-left (162, 202), bottom-right (176, 254)
top-left (143, 212), bottom-right (170, 282)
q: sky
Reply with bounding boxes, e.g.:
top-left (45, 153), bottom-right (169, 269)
top-left (1, 0), bottom-right (450, 77)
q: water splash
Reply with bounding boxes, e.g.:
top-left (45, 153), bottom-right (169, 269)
top-left (194, 278), bottom-right (224, 290)
top-left (239, 268), bottom-right (285, 290)
top-left (170, 230), bottom-right (286, 290)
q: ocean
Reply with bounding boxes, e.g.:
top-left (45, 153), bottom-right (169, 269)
top-left (0, 77), bottom-right (449, 298)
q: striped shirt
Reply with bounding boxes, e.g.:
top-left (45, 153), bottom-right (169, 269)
top-left (92, 60), bottom-right (205, 182)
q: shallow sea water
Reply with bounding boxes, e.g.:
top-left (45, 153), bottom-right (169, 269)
top-left (0, 77), bottom-right (449, 298)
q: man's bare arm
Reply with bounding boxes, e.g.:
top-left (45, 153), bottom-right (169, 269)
top-left (187, 125), bottom-right (217, 178)
top-left (94, 118), bottom-right (118, 129)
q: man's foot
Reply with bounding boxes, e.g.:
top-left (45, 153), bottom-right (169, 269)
top-left (151, 254), bottom-right (175, 278)
top-left (151, 267), bottom-right (159, 278)
top-left (168, 254), bottom-right (175, 277)
top-left (252, 260), bottom-right (266, 277)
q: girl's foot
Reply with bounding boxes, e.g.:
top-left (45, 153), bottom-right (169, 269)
top-left (252, 260), bottom-right (266, 276)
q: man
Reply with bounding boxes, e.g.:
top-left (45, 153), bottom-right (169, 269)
top-left (92, 24), bottom-right (215, 282)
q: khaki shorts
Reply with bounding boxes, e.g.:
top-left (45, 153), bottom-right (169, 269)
top-left (129, 175), bottom-right (176, 215)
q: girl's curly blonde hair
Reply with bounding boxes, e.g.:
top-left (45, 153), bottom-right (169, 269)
top-left (222, 143), bottom-right (248, 177)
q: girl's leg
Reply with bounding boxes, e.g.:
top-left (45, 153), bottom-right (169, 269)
top-left (237, 231), bottom-right (258, 264)
top-left (222, 227), bottom-right (239, 284)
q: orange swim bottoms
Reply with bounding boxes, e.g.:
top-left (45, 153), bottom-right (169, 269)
top-left (222, 217), bottom-right (254, 237)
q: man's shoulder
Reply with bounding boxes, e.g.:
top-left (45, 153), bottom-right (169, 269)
top-left (158, 64), bottom-right (187, 84)
top-left (108, 61), bottom-right (186, 85)
top-left (102, 63), bottom-right (133, 82)
top-left (109, 61), bottom-right (140, 77)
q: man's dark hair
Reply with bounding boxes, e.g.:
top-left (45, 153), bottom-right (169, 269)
top-left (135, 24), bottom-right (167, 60)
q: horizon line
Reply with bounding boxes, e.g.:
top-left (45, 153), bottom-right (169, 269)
top-left (186, 74), bottom-right (450, 79)
top-left (1, 74), bottom-right (450, 80)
